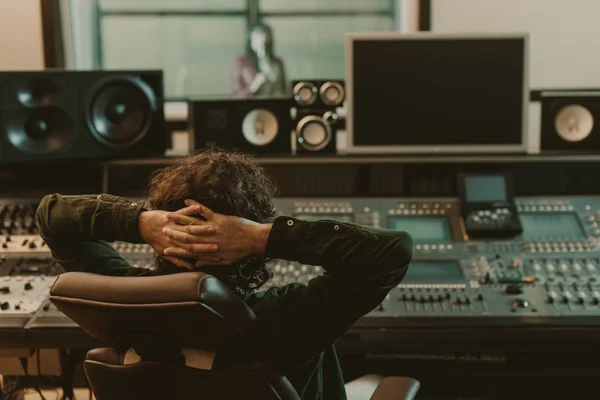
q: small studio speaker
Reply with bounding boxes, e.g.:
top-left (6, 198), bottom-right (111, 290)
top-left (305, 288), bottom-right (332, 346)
top-left (292, 80), bottom-right (345, 109)
top-left (291, 80), bottom-right (345, 154)
top-left (0, 70), bottom-right (166, 164)
top-left (190, 97), bottom-right (292, 155)
top-left (541, 92), bottom-right (600, 152)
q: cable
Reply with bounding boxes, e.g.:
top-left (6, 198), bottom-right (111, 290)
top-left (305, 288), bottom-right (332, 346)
top-left (19, 356), bottom-right (47, 400)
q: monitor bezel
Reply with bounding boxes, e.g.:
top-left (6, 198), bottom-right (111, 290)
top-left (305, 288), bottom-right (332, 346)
top-left (345, 32), bottom-right (530, 154)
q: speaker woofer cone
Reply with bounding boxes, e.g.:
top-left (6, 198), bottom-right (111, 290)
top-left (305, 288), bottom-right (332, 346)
top-left (293, 81), bottom-right (318, 106)
top-left (297, 115), bottom-right (331, 151)
top-left (241, 108), bottom-right (279, 146)
top-left (554, 104), bottom-right (594, 142)
top-left (6, 106), bottom-right (75, 153)
top-left (319, 81), bottom-right (345, 107)
top-left (85, 76), bottom-right (157, 148)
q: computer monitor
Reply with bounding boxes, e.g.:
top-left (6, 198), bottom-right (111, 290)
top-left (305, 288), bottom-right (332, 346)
top-left (345, 33), bottom-right (529, 154)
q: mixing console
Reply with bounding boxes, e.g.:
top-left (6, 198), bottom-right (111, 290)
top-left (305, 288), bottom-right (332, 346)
top-left (2, 196), bottom-right (600, 329)
top-left (0, 274), bottom-right (56, 328)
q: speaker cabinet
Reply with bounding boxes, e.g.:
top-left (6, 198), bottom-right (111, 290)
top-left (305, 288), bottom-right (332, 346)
top-left (0, 70), bottom-right (165, 164)
top-left (541, 93), bottom-right (600, 152)
top-left (190, 98), bottom-right (292, 155)
top-left (291, 80), bottom-right (345, 154)
top-left (292, 80), bottom-right (345, 109)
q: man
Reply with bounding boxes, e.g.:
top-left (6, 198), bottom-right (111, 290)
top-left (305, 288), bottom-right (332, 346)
top-left (36, 149), bottom-right (413, 400)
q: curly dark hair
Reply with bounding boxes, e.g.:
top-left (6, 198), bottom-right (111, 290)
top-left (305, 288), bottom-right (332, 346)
top-left (146, 148), bottom-right (279, 298)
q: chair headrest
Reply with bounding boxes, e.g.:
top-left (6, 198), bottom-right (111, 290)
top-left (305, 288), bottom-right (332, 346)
top-left (50, 272), bottom-right (261, 354)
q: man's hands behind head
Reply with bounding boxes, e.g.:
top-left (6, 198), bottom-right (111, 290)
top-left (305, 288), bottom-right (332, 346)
top-left (138, 203), bottom-right (219, 269)
top-left (162, 199), bottom-right (272, 267)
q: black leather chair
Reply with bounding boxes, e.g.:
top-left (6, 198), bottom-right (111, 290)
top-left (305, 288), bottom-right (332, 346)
top-left (50, 271), bottom-right (420, 400)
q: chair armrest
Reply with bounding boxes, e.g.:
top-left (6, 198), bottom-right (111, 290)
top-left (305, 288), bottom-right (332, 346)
top-left (370, 377), bottom-right (420, 400)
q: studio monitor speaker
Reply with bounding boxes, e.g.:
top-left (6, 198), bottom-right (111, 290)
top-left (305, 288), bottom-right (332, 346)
top-left (190, 97), bottom-right (292, 155)
top-left (541, 92), bottom-right (600, 152)
top-left (291, 80), bottom-right (345, 154)
top-left (0, 70), bottom-right (166, 164)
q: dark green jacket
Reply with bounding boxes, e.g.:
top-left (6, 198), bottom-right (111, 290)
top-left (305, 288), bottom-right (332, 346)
top-left (36, 193), bottom-right (413, 400)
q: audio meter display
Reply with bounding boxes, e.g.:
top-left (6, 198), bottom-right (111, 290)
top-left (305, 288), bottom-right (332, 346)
top-left (403, 260), bottom-right (463, 283)
top-left (387, 217), bottom-right (452, 242)
top-left (520, 212), bottom-right (585, 239)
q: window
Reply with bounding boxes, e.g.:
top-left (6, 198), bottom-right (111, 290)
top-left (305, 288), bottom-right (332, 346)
top-left (64, 0), bottom-right (400, 99)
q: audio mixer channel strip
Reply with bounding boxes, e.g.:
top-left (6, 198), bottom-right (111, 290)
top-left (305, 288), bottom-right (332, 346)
top-left (3, 196), bottom-right (600, 331)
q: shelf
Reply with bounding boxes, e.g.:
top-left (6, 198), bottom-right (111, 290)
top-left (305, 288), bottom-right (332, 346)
top-left (103, 153), bottom-right (600, 167)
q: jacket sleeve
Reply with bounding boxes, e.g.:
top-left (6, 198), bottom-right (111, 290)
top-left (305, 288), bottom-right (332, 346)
top-left (251, 216), bottom-right (413, 368)
top-left (35, 193), bottom-right (151, 276)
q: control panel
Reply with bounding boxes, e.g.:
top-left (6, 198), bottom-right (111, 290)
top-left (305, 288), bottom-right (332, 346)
top-left (2, 196), bottom-right (600, 328)
top-left (0, 274), bottom-right (56, 328)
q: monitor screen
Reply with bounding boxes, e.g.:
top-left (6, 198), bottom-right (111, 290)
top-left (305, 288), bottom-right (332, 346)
top-left (348, 34), bottom-right (527, 152)
top-left (520, 213), bottom-right (585, 240)
top-left (403, 260), bottom-right (464, 283)
top-left (387, 217), bottom-right (452, 242)
top-left (465, 175), bottom-right (507, 203)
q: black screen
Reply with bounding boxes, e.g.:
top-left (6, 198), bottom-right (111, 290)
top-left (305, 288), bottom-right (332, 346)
top-left (388, 217), bottom-right (452, 242)
top-left (352, 37), bottom-right (525, 146)
top-left (520, 213), bottom-right (585, 240)
top-left (403, 261), bottom-right (464, 283)
top-left (465, 175), bottom-right (507, 203)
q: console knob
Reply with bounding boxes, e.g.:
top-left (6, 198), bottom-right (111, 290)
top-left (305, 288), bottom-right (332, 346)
top-left (0, 286), bottom-right (9, 294)
top-left (475, 293), bottom-right (484, 301)
top-left (15, 304), bottom-right (20, 310)
top-left (510, 298), bottom-right (529, 308)
top-left (24, 282), bottom-right (33, 291)
top-left (0, 301), bottom-right (9, 310)
top-left (28, 242), bottom-right (36, 249)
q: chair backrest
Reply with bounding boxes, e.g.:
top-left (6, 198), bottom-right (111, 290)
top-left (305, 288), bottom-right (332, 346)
top-left (50, 271), bottom-right (300, 400)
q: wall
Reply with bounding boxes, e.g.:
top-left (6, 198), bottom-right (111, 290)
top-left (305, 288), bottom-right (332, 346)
top-left (0, 1), bottom-right (45, 70)
top-left (431, 0), bottom-right (600, 90)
